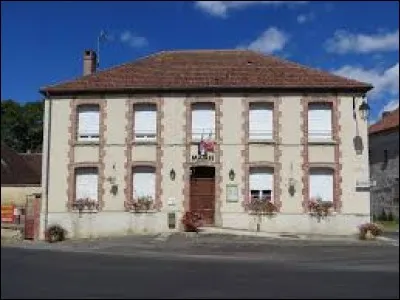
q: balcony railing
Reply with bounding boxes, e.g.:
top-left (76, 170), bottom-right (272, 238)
top-left (192, 128), bottom-right (215, 141)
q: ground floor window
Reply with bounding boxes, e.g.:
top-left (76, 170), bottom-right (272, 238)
top-left (249, 167), bottom-right (273, 202)
top-left (309, 168), bottom-right (333, 202)
top-left (75, 167), bottom-right (98, 203)
top-left (132, 166), bottom-right (156, 204)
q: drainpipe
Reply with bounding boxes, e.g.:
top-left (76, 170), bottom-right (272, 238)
top-left (43, 92), bottom-right (52, 237)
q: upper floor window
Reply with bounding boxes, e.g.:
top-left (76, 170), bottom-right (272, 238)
top-left (191, 103), bottom-right (215, 141)
top-left (249, 103), bottom-right (273, 141)
top-left (134, 104), bottom-right (157, 142)
top-left (77, 105), bottom-right (100, 142)
top-left (308, 103), bottom-right (332, 140)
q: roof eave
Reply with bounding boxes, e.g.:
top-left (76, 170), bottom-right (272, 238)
top-left (40, 85), bottom-right (373, 97)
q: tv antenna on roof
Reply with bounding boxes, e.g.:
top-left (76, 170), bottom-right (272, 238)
top-left (97, 30), bottom-right (108, 68)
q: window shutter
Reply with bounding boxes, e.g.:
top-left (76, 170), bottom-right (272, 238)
top-left (309, 169), bottom-right (333, 202)
top-left (192, 104), bottom-right (215, 140)
top-left (133, 167), bottom-right (156, 199)
top-left (249, 105), bottom-right (273, 140)
top-left (134, 105), bottom-right (157, 139)
top-left (75, 168), bottom-right (98, 201)
top-left (308, 105), bottom-right (332, 139)
top-left (78, 106), bottom-right (100, 140)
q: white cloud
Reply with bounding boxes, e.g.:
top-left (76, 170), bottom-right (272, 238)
top-left (325, 29), bottom-right (399, 54)
top-left (332, 63), bottom-right (399, 99)
top-left (380, 99), bottom-right (399, 115)
top-left (238, 27), bottom-right (288, 54)
top-left (120, 30), bottom-right (148, 48)
top-left (370, 98), bottom-right (399, 124)
top-left (195, 1), bottom-right (308, 18)
top-left (297, 13), bottom-right (314, 24)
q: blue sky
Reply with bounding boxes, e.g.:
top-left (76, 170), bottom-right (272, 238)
top-left (1, 1), bottom-right (399, 123)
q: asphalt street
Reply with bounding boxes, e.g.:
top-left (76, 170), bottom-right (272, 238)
top-left (1, 235), bottom-right (399, 299)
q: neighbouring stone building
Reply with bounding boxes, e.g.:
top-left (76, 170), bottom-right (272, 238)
top-left (1, 143), bottom-right (42, 207)
top-left (38, 49), bottom-right (373, 239)
top-left (369, 108), bottom-right (399, 220)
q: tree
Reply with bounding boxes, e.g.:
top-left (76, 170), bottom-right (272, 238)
top-left (1, 99), bottom-right (43, 153)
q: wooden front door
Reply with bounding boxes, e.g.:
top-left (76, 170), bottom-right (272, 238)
top-left (25, 194), bottom-right (41, 240)
top-left (190, 167), bottom-right (215, 225)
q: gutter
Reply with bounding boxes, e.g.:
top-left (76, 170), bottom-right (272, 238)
top-left (43, 93), bottom-right (52, 236)
top-left (40, 85), bottom-right (373, 97)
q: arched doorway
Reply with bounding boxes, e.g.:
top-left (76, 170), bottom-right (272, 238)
top-left (190, 166), bottom-right (215, 226)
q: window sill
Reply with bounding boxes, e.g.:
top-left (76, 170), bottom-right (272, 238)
top-left (132, 141), bottom-right (158, 146)
top-left (74, 141), bottom-right (100, 146)
top-left (248, 139), bottom-right (275, 145)
top-left (128, 209), bottom-right (158, 214)
top-left (72, 209), bottom-right (99, 214)
top-left (308, 139), bottom-right (337, 145)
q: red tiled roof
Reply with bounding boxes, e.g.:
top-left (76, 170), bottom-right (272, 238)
top-left (1, 144), bottom-right (41, 186)
top-left (369, 108), bottom-right (399, 135)
top-left (40, 50), bottom-right (373, 95)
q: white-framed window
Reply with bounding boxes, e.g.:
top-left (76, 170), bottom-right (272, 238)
top-left (134, 104), bottom-right (157, 142)
top-left (308, 103), bottom-right (332, 140)
top-left (191, 103), bottom-right (215, 141)
top-left (77, 105), bottom-right (100, 142)
top-left (309, 168), bottom-right (334, 202)
top-left (132, 166), bottom-right (156, 201)
top-left (249, 103), bottom-right (273, 140)
top-left (75, 167), bottom-right (98, 202)
top-left (249, 167), bottom-right (274, 202)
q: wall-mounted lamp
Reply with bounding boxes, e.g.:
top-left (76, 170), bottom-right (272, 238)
top-left (170, 168), bottom-right (176, 181)
top-left (229, 169), bottom-right (235, 181)
top-left (288, 177), bottom-right (296, 197)
top-left (359, 99), bottom-right (370, 121)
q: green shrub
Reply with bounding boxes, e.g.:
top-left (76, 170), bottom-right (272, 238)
top-left (379, 209), bottom-right (387, 221)
top-left (387, 210), bottom-right (394, 222)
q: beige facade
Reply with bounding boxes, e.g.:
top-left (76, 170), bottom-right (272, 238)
top-left (39, 93), bottom-right (371, 239)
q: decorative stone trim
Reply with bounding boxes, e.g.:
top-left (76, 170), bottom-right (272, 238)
top-left (241, 95), bottom-right (282, 211)
top-left (67, 98), bottom-right (106, 211)
top-left (124, 97), bottom-right (163, 211)
top-left (123, 97), bottom-right (133, 211)
top-left (300, 96), bottom-right (342, 212)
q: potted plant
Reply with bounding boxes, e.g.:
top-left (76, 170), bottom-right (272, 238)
top-left (46, 225), bottom-right (67, 243)
top-left (72, 198), bottom-right (98, 213)
top-left (181, 211), bottom-right (202, 232)
top-left (242, 196), bottom-right (278, 232)
top-left (308, 197), bottom-right (333, 220)
top-left (128, 196), bottom-right (154, 212)
top-left (358, 223), bottom-right (384, 240)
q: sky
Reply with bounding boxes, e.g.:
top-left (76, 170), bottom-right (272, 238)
top-left (1, 1), bottom-right (399, 123)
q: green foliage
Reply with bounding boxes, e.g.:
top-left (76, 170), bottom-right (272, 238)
top-left (378, 208), bottom-right (388, 222)
top-left (1, 99), bottom-right (43, 153)
top-left (387, 210), bottom-right (394, 222)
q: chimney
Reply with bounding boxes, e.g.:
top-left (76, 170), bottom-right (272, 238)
top-left (83, 50), bottom-right (97, 76)
top-left (382, 111), bottom-right (391, 118)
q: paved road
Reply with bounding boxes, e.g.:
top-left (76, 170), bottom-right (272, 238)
top-left (1, 235), bottom-right (399, 299)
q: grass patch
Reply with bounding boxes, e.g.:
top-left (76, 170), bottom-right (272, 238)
top-left (376, 221), bottom-right (399, 232)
